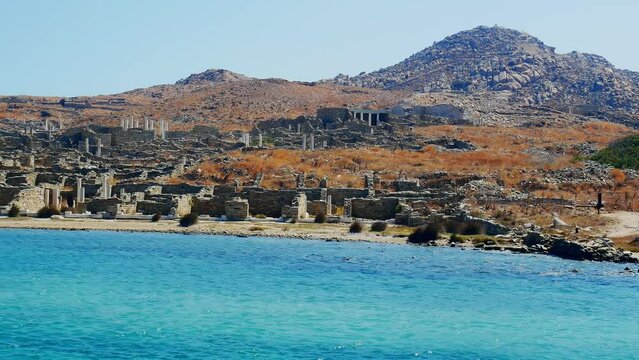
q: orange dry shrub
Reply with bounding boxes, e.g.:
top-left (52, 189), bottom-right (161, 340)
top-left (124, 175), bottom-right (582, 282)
top-left (611, 169), bottom-right (626, 184)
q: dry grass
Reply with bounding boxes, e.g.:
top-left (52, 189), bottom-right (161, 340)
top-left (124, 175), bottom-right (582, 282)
top-left (481, 203), bottom-right (613, 232)
top-left (177, 122), bottom-right (636, 189)
top-left (611, 235), bottom-right (639, 252)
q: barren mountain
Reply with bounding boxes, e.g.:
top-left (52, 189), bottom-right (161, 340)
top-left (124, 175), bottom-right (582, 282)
top-left (0, 73), bottom-right (405, 130)
top-left (332, 26), bottom-right (639, 114)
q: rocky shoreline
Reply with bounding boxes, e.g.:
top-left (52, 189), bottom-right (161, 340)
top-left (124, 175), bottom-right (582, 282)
top-left (1, 217), bottom-right (638, 266)
top-left (432, 232), bottom-right (639, 264)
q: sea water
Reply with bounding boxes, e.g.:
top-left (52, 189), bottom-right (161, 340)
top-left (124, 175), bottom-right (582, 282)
top-left (0, 229), bottom-right (637, 359)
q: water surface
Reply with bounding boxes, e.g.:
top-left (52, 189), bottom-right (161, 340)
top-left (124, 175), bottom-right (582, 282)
top-left (0, 229), bottom-right (637, 359)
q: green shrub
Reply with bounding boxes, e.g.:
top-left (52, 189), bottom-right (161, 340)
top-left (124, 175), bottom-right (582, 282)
top-left (314, 212), bottom-right (327, 223)
top-left (370, 221), bottom-right (388, 232)
top-left (591, 134), bottom-right (639, 170)
top-left (151, 213), bottom-right (161, 222)
top-left (450, 233), bottom-right (463, 243)
top-left (407, 223), bottom-right (441, 243)
top-left (349, 221), bottom-right (364, 233)
top-left (179, 212), bottom-right (199, 227)
top-left (7, 204), bottom-right (20, 218)
top-left (37, 206), bottom-right (60, 218)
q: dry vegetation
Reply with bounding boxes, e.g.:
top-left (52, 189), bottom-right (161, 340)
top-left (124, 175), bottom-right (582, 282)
top-left (182, 122), bottom-right (637, 188)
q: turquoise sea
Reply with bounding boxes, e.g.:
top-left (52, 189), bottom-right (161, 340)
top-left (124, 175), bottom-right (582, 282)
top-left (0, 229), bottom-right (637, 359)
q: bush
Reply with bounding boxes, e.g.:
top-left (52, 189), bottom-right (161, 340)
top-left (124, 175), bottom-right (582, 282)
top-left (461, 222), bottom-right (485, 235)
top-left (179, 212), bottom-right (199, 227)
top-left (37, 206), bottom-right (60, 218)
top-left (7, 204), bottom-right (20, 218)
top-left (407, 223), bottom-right (441, 244)
top-left (450, 233), bottom-right (463, 243)
top-left (151, 213), bottom-right (161, 222)
top-left (370, 221), bottom-right (388, 232)
top-left (314, 212), bottom-right (327, 223)
top-left (349, 221), bottom-right (364, 233)
top-left (591, 134), bottom-right (639, 170)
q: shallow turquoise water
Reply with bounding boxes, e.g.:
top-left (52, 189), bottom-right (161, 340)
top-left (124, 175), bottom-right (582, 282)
top-left (0, 229), bottom-right (637, 359)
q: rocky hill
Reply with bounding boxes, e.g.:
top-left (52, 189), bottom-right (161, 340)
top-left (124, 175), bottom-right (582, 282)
top-left (332, 26), bottom-right (639, 114)
top-left (174, 69), bottom-right (253, 86)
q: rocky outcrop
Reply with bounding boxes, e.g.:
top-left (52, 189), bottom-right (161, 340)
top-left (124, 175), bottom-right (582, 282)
top-left (175, 69), bottom-right (253, 86)
top-left (521, 231), bottom-right (638, 263)
top-left (333, 26), bottom-right (639, 115)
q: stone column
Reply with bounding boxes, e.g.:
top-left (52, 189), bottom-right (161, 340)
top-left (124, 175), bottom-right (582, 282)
top-left (160, 120), bottom-right (166, 140)
top-left (120, 119), bottom-right (125, 128)
top-left (47, 130), bottom-right (53, 141)
top-left (96, 138), bottom-right (102, 157)
top-left (150, 120), bottom-right (155, 131)
top-left (51, 188), bottom-right (60, 210)
top-left (29, 155), bottom-right (35, 168)
top-left (297, 123), bottom-right (301, 134)
top-left (44, 119), bottom-right (49, 131)
top-left (76, 178), bottom-right (84, 203)
top-left (258, 134), bottom-right (263, 148)
top-left (101, 175), bottom-right (111, 199)
top-left (84, 138), bottom-right (90, 153)
top-left (310, 134), bottom-right (315, 151)
top-left (322, 140), bottom-right (327, 148)
top-left (302, 134), bottom-right (307, 150)
top-left (326, 195), bottom-right (332, 215)
top-left (43, 188), bottom-right (51, 207)
top-left (368, 113), bottom-right (372, 126)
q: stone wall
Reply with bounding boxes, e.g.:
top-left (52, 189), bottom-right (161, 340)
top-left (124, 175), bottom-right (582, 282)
top-left (191, 196), bottom-right (226, 217)
top-left (173, 195), bottom-right (192, 216)
top-left (162, 184), bottom-right (209, 195)
top-left (296, 188), bottom-right (325, 201)
top-left (136, 200), bottom-right (171, 215)
top-left (225, 197), bottom-right (249, 220)
top-left (87, 198), bottom-right (122, 214)
top-left (316, 108), bottom-right (351, 126)
top-left (327, 188), bottom-right (372, 206)
top-left (0, 186), bottom-right (45, 212)
top-left (112, 129), bottom-right (155, 145)
top-left (351, 197), bottom-right (399, 220)
top-left (247, 189), bottom-right (299, 218)
top-left (391, 179), bottom-right (420, 192)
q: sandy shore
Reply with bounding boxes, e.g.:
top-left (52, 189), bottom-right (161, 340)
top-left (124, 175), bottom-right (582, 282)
top-left (0, 217), bottom-right (410, 245)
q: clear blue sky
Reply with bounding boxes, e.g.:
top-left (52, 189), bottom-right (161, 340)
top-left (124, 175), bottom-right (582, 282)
top-left (2, 0), bottom-right (638, 96)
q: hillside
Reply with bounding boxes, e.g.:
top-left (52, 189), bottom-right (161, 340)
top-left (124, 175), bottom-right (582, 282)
top-left (0, 74), bottom-right (406, 130)
top-left (332, 26), bottom-right (639, 114)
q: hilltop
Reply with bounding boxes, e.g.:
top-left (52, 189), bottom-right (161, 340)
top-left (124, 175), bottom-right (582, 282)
top-left (332, 26), bottom-right (639, 114)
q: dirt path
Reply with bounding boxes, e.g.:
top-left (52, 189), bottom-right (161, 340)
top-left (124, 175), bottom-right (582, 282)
top-left (602, 211), bottom-right (639, 238)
